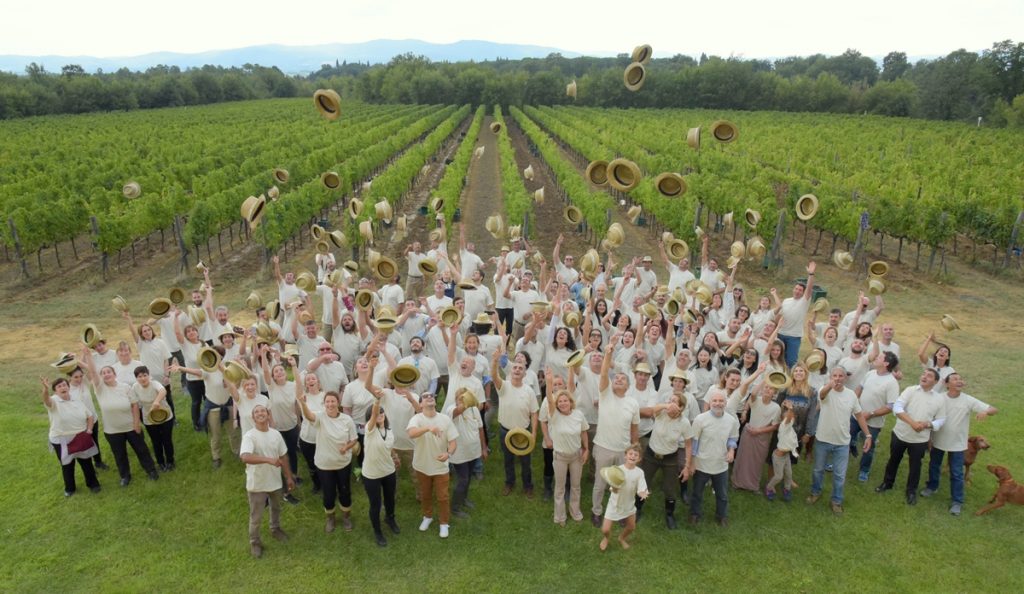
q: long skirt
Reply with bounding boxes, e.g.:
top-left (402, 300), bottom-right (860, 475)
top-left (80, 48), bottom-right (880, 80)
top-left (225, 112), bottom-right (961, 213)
top-left (731, 428), bottom-right (772, 491)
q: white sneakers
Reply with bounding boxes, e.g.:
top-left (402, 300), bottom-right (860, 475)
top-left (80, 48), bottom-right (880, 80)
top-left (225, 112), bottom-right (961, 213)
top-left (419, 516), bottom-right (433, 532)
top-left (439, 524), bottom-right (450, 539)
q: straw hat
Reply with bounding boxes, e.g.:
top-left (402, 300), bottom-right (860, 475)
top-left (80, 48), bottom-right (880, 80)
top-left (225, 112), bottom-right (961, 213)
top-left (640, 302), bottom-right (659, 319)
top-left (147, 406), bottom-right (171, 425)
top-left (766, 371), bottom-right (791, 390)
top-left (833, 250), bottom-right (854, 270)
top-left (324, 270), bottom-right (344, 289)
top-left (457, 280), bottom-right (476, 291)
top-left (471, 312), bottom-right (493, 326)
top-left (796, 194), bottom-right (819, 221)
top-left (321, 171), bottom-right (341, 190)
top-left (430, 197), bottom-right (444, 212)
top-left (534, 186), bottom-right (545, 204)
top-left (51, 352), bottom-right (78, 374)
top-left (566, 80), bottom-right (577, 99)
top-left (373, 256), bottom-right (398, 281)
top-left (730, 241), bottom-right (746, 259)
top-left (607, 158), bottom-right (641, 192)
top-left (373, 316), bottom-right (398, 334)
top-left (198, 346), bottom-right (222, 372)
top-left (388, 363), bottom-right (420, 388)
top-left (169, 287), bottom-right (186, 304)
top-left (623, 62), bottom-right (646, 92)
top-left (710, 120), bottom-right (739, 143)
top-left (504, 428), bottom-right (536, 456)
top-left (267, 186), bottom-right (280, 201)
top-left (682, 308), bottom-right (698, 324)
top-left (342, 260), bottom-right (359, 273)
top-left (805, 351), bottom-right (825, 373)
top-left (80, 324), bottom-right (102, 348)
top-left (311, 224), bottom-right (325, 241)
top-left (563, 311), bottom-right (581, 329)
top-left (668, 369), bottom-right (691, 384)
top-left (490, 121), bottom-right (503, 134)
top-left (245, 291), bottom-right (263, 310)
top-left (940, 314), bottom-right (960, 331)
top-left (586, 160), bottom-right (609, 186)
top-left (634, 362), bottom-right (653, 375)
top-left (600, 465), bottom-right (626, 489)
top-left (666, 238), bottom-right (689, 260)
top-left (579, 249), bottom-right (599, 274)
top-left (868, 261), bottom-right (889, 278)
top-left (395, 215), bottom-right (407, 232)
top-left (725, 255), bottom-right (741, 269)
top-left (240, 195), bottom-right (266, 227)
top-left (665, 299), bottom-right (680, 316)
top-left (418, 257), bottom-right (438, 276)
top-left (744, 208), bottom-right (762, 228)
top-left (298, 311), bottom-right (315, 325)
top-left (429, 228), bottom-right (445, 243)
top-left (694, 284), bottom-right (713, 305)
top-left (328, 230), bottom-right (346, 249)
top-left (295, 271), bottom-right (317, 292)
top-left (747, 236), bottom-right (766, 260)
top-left (523, 164), bottom-right (534, 181)
top-left (455, 388), bottom-right (480, 409)
top-left (313, 89), bottom-right (342, 120)
top-left (566, 349), bottom-right (585, 368)
top-left (867, 277), bottom-right (887, 296)
top-left (111, 295), bottom-right (128, 314)
top-left (315, 239), bottom-right (331, 255)
top-left (812, 298), bottom-right (830, 313)
top-left (122, 181), bottom-right (141, 199)
top-left (722, 212), bottom-right (734, 228)
top-left (507, 225), bottom-right (522, 240)
top-left (606, 223), bottom-right (625, 246)
top-left (359, 220), bottom-right (373, 243)
top-left (439, 307), bottom-right (462, 327)
top-left (367, 248), bottom-right (380, 267)
top-left (485, 214), bottom-right (505, 239)
top-left (265, 300), bottom-right (281, 320)
top-left (223, 360), bottom-right (252, 384)
top-left (354, 290), bottom-right (374, 311)
top-left (654, 172), bottom-right (687, 197)
top-left (148, 298), bottom-right (172, 318)
top-left (627, 205), bottom-right (642, 225)
top-left (348, 198), bottom-right (364, 220)
top-left (374, 200), bottom-right (393, 223)
top-left (631, 44), bottom-right (653, 64)
top-left (564, 205), bottom-right (583, 225)
top-left (694, 226), bottom-right (705, 241)
top-left (686, 127), bottom-right (701, 150)
top-left (273, 168), bottom-right (289, 185)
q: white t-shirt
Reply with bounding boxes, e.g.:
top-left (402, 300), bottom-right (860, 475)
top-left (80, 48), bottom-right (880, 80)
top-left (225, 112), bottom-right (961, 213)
top-left (381, 390), bottom-right (420, 451)
top-left (312, 412), bottom-right (358, 470)
top-left (202, 370), bottom-right (231, 406)
top-left (132, 380), bottom-right (172, 426)
top-left (594, 387), bottom-right (641, 452)
top-left (241, 427), bottom-right (288, 492)
top-left (497, 381), bottom-right (538, 430)
top-left (441, 402), bottom-right (484, 464)
top-left (510, 289), bottom-right (543, 323)
top-left (460, 249), bottom-right (485, 281)
top-left (138, 338), bottom-right (172, 383)
top-left (95, 382), bottom-right (137, 434)
top-left (626, 383), bottom-right (660, 437)
top-left (691, 411), bottom-right (739, 475)
top-left (893, 386), bottom-right (946, 444)
top-left (648, 411), bottom-right (692, 456)
top-left (236, 393), bottom-right (270, 435)
top-left (362, 423), bottom-right (397, 480)
top-left (859, 370), bottom-right (900, 429)
top-left (47, 397), bottom-right (91, 440)
top-left (313, 360), bottom-right (349, 395)
top-left (408, 412), bottom-right (459, 476)
top-left (342, 380), bottom-right (376, 433)
top-left (574, 366), bottom-right (602, 425)
top-left (667, 265), bottom-right (696, 294)
top-left (267, 381), bottom-right (299, 432)
top-left (548, 409), bottom-right (589, 455)
top-left (112, 359), bottom-right (142, 385)
top-left (838, 355), bottom-right (870, 390)
top-left (298, 392), bottom-right (325, 443)
top-left (932, 393), bottom-right (990, 452)
top-left (407, 251), bottom-right (427, 278)
top-left (397, 355), bottom-right (440, 396)
top-left (604, 465), bottom-right (648, 521)
top-left (778, 296), bottom-right (809, 337)
top-left (815, 386), bottom-right (861, 445)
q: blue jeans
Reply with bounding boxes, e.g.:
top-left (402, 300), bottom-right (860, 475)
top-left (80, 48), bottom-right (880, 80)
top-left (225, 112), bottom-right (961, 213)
top-left (926, 448), bottom-right (965, 504)
top-left (811, 441), bottom-right (850, 504)
top-left (778, 334), bottom-right (802, 369)
top-left (688, 469), bottom-right (729, 520)
top-left (499, 426), bottom-right (533, 489)
top-left (849, 421), bottom-right (882, 475)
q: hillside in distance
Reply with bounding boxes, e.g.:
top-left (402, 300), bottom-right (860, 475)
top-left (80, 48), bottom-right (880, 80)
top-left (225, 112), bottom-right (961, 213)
top-left (0, 39), bottom-right (587, 75)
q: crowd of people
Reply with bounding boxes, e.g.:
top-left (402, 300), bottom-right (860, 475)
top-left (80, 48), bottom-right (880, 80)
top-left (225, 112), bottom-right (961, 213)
top-left (41, 225), bottom-right (998, 556)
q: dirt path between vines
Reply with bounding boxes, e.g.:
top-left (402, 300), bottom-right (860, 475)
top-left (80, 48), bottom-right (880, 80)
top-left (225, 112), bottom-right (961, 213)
top-left (456, 116), bottom-right (505, 262)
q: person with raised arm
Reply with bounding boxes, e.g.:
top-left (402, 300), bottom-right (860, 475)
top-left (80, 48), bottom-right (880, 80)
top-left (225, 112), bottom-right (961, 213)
top-left (261, 348), bottom-right (302, 504)
top-left (851, 351), bottom-right (900, 483)
top-left (776, 260), bottom-right (817, 368)
top-left (40, 375), bottom-right (101, 496)
top-left (297, 386), bottom-right (358, 534)
top-left (687, 391), bottom-right (738, 526)
top-left (124, 311), bottom-right (175, 419)
top-left (807, 367), bottom-right (871, 515)
top-left (170, 346), bottom-right (239, 469)
top-left (130, 365), bottom-right (174, 472)
top-left (638, 384), bottom-right (693, 529)
top-left (491, 342), bottom-right (539, 498)
top-left (406, 391), bottom-right (459, 539)
top-left (240, 405), bottom-right (294, 558)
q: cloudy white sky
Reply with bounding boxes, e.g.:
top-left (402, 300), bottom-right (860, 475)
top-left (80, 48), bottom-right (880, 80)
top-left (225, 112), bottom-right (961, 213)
top-left (3, 0), bottom-right (1021, 58)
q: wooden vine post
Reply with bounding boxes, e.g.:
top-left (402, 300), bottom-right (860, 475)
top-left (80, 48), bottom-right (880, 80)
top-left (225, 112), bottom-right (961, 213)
top-left (7, 218), bottom-right (29, 278)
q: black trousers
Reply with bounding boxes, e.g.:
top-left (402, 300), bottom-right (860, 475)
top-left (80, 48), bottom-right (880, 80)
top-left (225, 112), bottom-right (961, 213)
top-left (362, 472), bottom-right (397, 533)
top-left (279, 426), bottom-right (300, 475)
top-left (299, 439), bottom-right (321, 490)
top-left (90, 423), bottom-right (105, 465)
top-left (144, 422), bottom-right (175, 466)
top-left (496, 307), bottom-right (513, 337)
top-left (186, 379), bottom-right (206, 430)
top-left (452, 460), bottom-right (474, 508)
top-left (320, 465), bottom-right (353, 511)
top-left (882, 434), bottom-right (929, 494)
top-left (53, 445), bottom-right (99, 493)
top-left (105, 430), bottom-right (157, 479)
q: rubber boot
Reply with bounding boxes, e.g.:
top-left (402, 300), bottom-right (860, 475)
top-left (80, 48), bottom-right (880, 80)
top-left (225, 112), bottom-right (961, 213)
top-left (341, 509), bottom-right (353, 532)
top-left (325, 509), bottom-right (336, 534)
top-left (665, 499), bottom-right (677, 530)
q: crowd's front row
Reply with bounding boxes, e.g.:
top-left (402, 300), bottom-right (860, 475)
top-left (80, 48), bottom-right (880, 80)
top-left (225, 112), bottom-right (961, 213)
top-left (42, 336), bottom-right (996, 557)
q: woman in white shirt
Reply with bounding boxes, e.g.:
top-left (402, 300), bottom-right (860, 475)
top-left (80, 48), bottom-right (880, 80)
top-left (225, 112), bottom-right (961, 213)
top-left (261, 350), bottom-right (301, 501)
top-left (131, 365), bottom-right (174, 471)
top-left (174, 312), bottom-right (207, 431)
top-left (442, 387), bottom-right (486, 520)
top-left (295, 372), bottom-right (326, 494)
top-left (40, 376), bottom-right (101, 496)
top-left (361, 390), bottom-right (401, 547)
top-left (543, 387), bottom-right (589, 526)
top-left (918, 333), bottom-right (955, 394)
top-left (125, 312), bottom-right (174, 421)
top-left (298, 390), bottom-right (358, 533)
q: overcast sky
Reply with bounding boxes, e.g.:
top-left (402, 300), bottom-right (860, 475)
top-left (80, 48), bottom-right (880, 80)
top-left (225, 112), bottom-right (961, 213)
top-left (3, 0), bottom-right (1021, 59)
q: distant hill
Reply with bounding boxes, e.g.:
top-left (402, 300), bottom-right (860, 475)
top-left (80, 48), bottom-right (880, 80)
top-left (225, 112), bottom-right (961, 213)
top-left (0, 39), bottom-right (588, 75)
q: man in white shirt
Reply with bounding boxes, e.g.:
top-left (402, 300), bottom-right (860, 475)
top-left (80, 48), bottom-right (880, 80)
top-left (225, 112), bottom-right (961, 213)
top-left (921, 373), bottom-right (997, 515)
top-left (875, 369), bottom-right (947, 505)
top-left (508, 271), bottom-right (542, 344)
top-left (776, 260), bottom-right (817, 368)
top-left (378, 275), bottom-right (405, 314)
top-left (687, 392), bottom-right (739, 526)
top-left (590, 340), bottom-right (640, 526)
top-left (491, 346), bottom-right (539, 498)
top-left (837, 339), bottom-right (870, 390)
top-left (239, 405), bottom-right (294, 558)
top-left (659, 243), bottom-right (695, 295)
top-left (404, 242), bottom-right (428, 299)
top-left (870, 323), bottom-right (902, 361)
top-left (458, 224), bottom-right (485, 280)
top-left (552, 234), bottom-right (580, 286)
top-left (807, 367), bottom-right (872, 515)
top-left (853, 351), bottom-right (901, 483)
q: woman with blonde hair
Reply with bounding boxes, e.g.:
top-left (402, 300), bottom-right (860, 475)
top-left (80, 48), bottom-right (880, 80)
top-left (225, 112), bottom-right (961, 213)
top-left (542, 384), bottom-right (589, 526)
top-left (775, 362), bottom-right (820, 461)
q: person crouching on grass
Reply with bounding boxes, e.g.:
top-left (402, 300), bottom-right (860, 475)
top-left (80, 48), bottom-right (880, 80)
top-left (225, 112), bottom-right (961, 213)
top-left (240, 405), bottom-right (294, 558)
top-left (599, 444), bottom-right (649, 551)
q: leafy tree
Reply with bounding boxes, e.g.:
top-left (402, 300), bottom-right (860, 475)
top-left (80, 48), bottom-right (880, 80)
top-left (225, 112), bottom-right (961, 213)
top-left (881, 51), bottom-right (910, 81)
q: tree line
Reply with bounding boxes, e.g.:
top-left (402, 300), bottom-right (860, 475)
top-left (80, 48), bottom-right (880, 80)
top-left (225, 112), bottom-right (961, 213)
top-left (2, 40), bottom-right (1022, 125)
